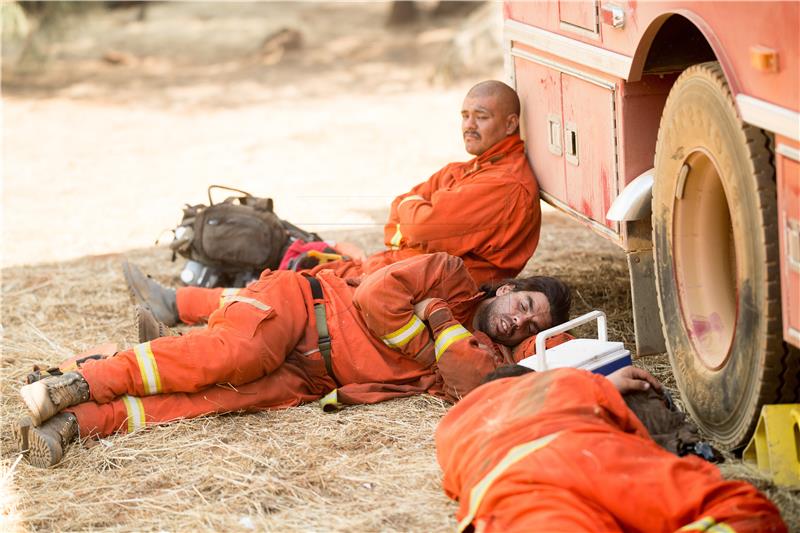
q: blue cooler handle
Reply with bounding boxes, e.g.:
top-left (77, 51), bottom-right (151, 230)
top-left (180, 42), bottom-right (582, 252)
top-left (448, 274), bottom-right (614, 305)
top-left (533, 310), bottom-right (608, 372)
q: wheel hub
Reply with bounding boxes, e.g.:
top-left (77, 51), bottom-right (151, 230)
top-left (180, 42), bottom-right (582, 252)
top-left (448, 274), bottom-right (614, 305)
top-left (672, 150), bottom-right (738, 370)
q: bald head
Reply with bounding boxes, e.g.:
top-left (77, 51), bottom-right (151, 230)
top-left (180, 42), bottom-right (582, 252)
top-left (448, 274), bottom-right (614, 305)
top-left (466, 80), bottom-right (521, 117)
top-left (461, 80), bottom-right (521, 156)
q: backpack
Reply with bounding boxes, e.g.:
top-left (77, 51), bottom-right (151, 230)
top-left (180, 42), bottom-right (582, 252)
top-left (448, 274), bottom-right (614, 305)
top-left (169, 185), bottom-right (321, 287)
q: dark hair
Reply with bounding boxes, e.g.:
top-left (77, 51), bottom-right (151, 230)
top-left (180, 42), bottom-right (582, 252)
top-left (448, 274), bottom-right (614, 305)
top-left (482, 364), bottom-right (534, 384)
top-left (480, 276), bottom-right (572, 327)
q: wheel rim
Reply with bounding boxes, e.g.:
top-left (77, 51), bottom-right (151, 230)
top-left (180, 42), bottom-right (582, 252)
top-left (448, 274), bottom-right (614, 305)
top-left (672, 149), bottom-right (738, 370)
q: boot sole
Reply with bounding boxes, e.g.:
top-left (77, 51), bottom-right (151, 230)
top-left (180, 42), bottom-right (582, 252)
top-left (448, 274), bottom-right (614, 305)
top-left (27, 426), bottom-right (63, 468)
top-left (12, 417), bottom-right (31, 453)
top-left (136, 305), bottom-right (159, 343)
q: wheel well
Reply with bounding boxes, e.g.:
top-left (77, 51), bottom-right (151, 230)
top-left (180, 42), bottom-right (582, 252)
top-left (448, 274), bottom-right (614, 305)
top-left (628, 14), bottom-right (717, 83)
top-left (642, 15), bottom-right (716, 74)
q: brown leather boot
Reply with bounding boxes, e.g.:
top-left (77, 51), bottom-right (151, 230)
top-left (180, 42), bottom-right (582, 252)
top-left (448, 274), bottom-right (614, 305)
top-left (14, 413), bottom-right (79, 467)
top-left (136, 304), bottom-right (175, 343)
top-left (121, 260), bottom-right (179, 326)
top-left (20, 372), bottom-right (89, 426)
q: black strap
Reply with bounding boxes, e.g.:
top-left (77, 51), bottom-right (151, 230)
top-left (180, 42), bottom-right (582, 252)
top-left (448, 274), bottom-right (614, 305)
top-left (305, 276), bottom-right (340, 386)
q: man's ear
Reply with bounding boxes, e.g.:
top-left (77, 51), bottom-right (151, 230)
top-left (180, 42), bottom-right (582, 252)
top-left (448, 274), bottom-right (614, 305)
top-left (496, 283), bottom-right (514, 296)
top-left (505, 113), bottom-right (519, 135)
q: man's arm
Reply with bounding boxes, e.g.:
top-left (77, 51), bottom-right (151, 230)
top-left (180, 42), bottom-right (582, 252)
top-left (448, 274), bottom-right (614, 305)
top-left (383, 168), bottom-right (443, 247)
top-left (352, 252), bottom-right (478, 359)
top-left (415, 298), bottom-right (502, 400)
top-left (394, 179), bottom-right (533, 250)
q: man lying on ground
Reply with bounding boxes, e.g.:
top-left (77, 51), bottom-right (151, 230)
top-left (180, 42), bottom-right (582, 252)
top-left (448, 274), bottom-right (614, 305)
top-left (125, 79), bottom-right (542, 327)
top-left (15, 252), bottom-right (571, 467)
top-left (436, 366), bottom-right (786, 532)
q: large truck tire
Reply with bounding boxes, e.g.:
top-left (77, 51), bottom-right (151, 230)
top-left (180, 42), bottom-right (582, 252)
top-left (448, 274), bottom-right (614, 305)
top-left (652, 61), bottom-right (797, 449)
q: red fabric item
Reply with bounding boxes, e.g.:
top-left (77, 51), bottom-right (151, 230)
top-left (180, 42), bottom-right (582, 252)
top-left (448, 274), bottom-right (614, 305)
top-left (436, 368), bottom-right (787, 533)
top-left (278, 240), bottom-right (335, 270)
top-left (511, 332), bottom-right (574, 363)
top-left (173, 134), bottom-right (540, 325)
top-left (73, 253), bottom-right (507, 437)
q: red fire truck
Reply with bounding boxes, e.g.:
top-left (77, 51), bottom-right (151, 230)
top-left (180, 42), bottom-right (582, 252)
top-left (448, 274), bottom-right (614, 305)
top-left (503, 1), bottom-right (799, 448)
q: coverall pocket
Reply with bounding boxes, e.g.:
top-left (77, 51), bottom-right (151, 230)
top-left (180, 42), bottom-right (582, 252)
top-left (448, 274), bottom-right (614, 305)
top-left (220, 296), bottom-right (275, 338)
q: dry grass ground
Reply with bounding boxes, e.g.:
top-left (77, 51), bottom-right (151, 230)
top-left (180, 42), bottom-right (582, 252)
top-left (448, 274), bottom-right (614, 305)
top-left (2, 214), bottom-right (798, 531)
top-left (2, 2), bottom-right (797, 531)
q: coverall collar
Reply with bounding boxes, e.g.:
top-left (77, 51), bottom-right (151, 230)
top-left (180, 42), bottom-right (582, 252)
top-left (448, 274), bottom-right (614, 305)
top-left (465, 134), bottom-right (524, 176)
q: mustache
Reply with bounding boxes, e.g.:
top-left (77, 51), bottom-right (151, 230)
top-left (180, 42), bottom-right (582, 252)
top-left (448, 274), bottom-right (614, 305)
top-left (463, 130), bottom-right (480, 138)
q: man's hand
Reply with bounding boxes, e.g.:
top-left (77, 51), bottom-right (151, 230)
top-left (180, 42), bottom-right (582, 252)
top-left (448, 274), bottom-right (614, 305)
top-left (606, 366), bottom-right (662, 394)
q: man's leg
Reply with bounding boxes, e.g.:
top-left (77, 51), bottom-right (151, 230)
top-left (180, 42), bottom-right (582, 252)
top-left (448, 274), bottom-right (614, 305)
top-left (86, 271), bottom-right (312, 402)
top-left (21, 271), bottom-right (316, 423)
top-left (176, 286), bottom-right (230, 324)
top-left (70, 359), bottom-right (334, 438)
top-left (15, 357), bottom-right (334, 466)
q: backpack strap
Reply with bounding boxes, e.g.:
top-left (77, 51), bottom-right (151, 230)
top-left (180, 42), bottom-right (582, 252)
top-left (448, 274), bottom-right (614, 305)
top-left (207, 184), bottom-right (254, 205)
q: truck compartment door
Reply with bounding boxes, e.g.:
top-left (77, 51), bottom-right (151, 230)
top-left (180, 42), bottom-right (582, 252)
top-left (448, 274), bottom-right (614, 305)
top-left (561, 74), bottom-right (618, 231)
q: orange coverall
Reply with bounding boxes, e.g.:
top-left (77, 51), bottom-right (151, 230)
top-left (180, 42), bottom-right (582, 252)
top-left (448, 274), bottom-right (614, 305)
top-left (436, 368), bottom-right (787, 533)
top-left (176, 133), bottom-right (540, 324)
top-left (69, 253), bottom-right (512, 437)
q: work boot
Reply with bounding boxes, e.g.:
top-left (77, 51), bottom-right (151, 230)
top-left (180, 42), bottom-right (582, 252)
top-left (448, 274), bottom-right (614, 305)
top-left (136, 304), bottom-right (175, 343)
top-left (20, 372), bottom-right (89, 426)
top-left (121, 260), bottom-right (179, 326)
top-left (14, 413), bottom-right (79, 467)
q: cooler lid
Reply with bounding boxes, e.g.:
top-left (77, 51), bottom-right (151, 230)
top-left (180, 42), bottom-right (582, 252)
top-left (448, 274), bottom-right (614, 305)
top-left (518, 339), bottom-right (627, 370)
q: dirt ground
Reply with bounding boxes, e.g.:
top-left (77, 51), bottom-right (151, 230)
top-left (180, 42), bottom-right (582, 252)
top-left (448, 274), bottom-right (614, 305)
top-left (1, 2), bottom-right (797, 531)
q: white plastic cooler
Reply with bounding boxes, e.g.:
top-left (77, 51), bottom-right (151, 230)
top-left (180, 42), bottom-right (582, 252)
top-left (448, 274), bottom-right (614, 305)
top-left (517, 310), bottom-right (632, 376)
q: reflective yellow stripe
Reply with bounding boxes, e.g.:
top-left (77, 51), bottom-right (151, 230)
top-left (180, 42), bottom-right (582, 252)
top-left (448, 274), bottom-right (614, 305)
top-left (678, 516), bottom-right (736, 533)
top-left (122, 395), bottom-right (146, 433)
top-left (319, 389), bottom-right (341, 412)
top-left (219, 288), bottom-right (241, 308)
top-left (381, 315), bottom-right (425, 348)
top-left (225, 295), bottom-right (272, 312)
top-left (390, 223), bottom-right (403, 249)
top-left (679, 518), bottom-right (717, 531)
top-left (133, 342), bottom-right (162, 395)
top-left (457, 432), bottom-right (561, 532)
top-left (435, 324), bottom-right (472, 361)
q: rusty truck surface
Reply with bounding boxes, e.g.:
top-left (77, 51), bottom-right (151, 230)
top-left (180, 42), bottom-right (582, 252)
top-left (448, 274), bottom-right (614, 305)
top-left (503, 0), bottom-right (799, 448)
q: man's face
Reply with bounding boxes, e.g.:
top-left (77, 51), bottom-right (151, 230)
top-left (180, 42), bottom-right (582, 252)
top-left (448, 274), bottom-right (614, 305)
top-left (476, 287), bottom-right (553, 346)
top-left (461, 94), bottom-right (517, 156)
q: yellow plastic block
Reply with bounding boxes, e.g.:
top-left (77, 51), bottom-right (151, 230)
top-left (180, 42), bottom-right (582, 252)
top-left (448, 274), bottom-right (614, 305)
top-left (742, 404), bottom-right (800, 488)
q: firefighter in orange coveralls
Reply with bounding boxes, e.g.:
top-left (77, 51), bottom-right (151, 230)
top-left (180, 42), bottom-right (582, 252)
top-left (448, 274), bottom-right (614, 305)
top-left (123, 79), bottom-right (542, 326)
top-left (15, 252), bottom-right (571, 467)
top-left (436, 367), bottom-right (787, 533)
